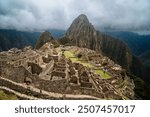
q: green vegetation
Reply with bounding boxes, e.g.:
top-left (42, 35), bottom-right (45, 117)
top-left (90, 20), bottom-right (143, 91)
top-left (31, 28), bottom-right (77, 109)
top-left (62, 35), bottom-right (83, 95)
top-left (64, 51), bottom-right (94, 67)
top-left (0, 90), bottom-right (18, 100)
top-left (94, 69), bottom-right (110, 79)
top-left (64, 50), bottom-right (111, 79)
top-left (64, 51), bottom-right (74, 58)
top-left (127, 73), bottom-right (150, 99)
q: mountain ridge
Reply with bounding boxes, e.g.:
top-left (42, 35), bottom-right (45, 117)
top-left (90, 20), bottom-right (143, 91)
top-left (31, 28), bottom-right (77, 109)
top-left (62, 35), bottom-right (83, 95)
top-left (35, 31), bottom-right (59, 49)
top-left (0, 29), bottom-right (40, 51)
top-left (105, 31), bottom-right (150, 56)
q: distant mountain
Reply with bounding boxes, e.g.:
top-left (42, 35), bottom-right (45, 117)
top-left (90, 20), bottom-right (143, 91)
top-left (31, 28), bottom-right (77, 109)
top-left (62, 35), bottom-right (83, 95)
top-left (48, 29), bottom-right (65, 39)
top-left (35, 31), bottom-right (54, 49)
top-left (35, 31), bottom-right (58, 49)
top-left (0, 29), bottom-right (65, 51)
top-left (104, 31), bottom-right (150, 56)
top-left (139, 50), bottom-right (150, 66)
top-left (0, 29), bottom-right (40, 51)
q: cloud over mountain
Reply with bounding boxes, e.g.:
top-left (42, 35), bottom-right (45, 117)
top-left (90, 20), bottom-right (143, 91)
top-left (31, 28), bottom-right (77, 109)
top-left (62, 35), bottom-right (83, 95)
top-left (0, 0), bottom-right (150, 32)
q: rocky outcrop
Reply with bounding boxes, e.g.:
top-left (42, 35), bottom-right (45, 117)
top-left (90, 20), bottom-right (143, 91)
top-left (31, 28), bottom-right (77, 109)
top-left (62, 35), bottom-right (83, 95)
top-left (35, 31), bottom-right (56, 49)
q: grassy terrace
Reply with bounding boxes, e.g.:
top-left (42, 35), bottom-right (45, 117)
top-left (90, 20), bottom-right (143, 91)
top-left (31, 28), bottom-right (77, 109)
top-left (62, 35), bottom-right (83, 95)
top-left (0, 90), bottom-right (18, 100)
top-left (64, 51), bottom-right (111, 79)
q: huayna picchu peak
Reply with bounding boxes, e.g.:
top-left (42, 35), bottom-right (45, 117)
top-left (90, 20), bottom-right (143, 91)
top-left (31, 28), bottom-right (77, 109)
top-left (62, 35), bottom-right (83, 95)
top-left (0, 14), bottom-right (149, 100)
top-left (65, 14), bottom-right (100, 53)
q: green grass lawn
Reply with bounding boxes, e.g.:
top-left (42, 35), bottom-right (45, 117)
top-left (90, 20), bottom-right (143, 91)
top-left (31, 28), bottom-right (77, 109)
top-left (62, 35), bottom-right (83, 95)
top-left (64, 50), bottom-right (111, 79)
top-left (64, 51), bottom-right (75, 58)
top-left (0, 90), bottom-right (18, 100)
top-left (64, 51), bottom-right (94, 67)
top-left (94, 69), bottom-right (110, 79)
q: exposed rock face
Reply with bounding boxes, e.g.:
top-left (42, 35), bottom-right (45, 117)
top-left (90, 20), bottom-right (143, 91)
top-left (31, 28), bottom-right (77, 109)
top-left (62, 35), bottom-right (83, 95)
top-left (35, 31), bottom-right (54, 49)
top-left (65, 14), bottom-right (100, 51)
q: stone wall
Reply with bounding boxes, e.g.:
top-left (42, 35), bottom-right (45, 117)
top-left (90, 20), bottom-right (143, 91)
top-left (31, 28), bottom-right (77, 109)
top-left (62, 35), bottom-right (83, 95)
top-left (54, 63), bottom-right (66, 68)
top-left (80, 81), bottom-right (93, 88)
top-left (34, 78), bottom-right (68, 93)
top-left (0, 77), bottom-right (49, 99)
top-left (28, 62), bottom-right (42, 75)
top-left (79, 87), bottom-right (104, 99)
top-left (0, 61), bottom-right (7, 66)
top-left (0, 64), bottom-right (37, 83)
top-left (51, 71), bottom-right (66, 78)
top-left (42, 56), bottom-right (53, 63)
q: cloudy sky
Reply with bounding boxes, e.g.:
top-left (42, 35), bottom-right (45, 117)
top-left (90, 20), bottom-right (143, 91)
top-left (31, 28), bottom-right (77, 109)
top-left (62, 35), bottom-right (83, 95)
top-left (0, 0), bottom-right (150, 33)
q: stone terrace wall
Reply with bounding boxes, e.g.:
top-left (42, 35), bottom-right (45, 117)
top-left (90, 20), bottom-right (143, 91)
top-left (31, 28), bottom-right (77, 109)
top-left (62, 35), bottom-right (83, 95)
top-left (0, 77), bottom-right (100, 100)
top-left (51, 71), bottom-right (66, 78)
top-left (34, 78), bottom-right (68, 93)
top-left (0, 64), bottom-right (38, 83)
top-left (79, 87), bottom-right (105, 99)
top-left (66, 84), bottom-right (104, 99)
top-left (0, 77), bottom-right (48, 99)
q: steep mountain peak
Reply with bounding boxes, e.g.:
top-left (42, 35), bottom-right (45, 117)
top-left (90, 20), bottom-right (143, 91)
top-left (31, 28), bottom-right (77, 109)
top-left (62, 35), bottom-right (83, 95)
top-left (66, 14), bottom-right (93, 36)
top-left (35, 31), bottom-right (54, 49)
top-left (65, 14), bottom-right (99, 51)
top-left (39, 31), bottom-right (53, 39)
top-left (75, 14), bottom-right (89, 23)
top-left (42, 31), bottom-right (52, 36)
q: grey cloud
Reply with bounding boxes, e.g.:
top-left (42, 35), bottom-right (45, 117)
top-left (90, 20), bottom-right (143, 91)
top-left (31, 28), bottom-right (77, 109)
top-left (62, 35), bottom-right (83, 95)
top-left (0, 0), bottom-right (150, 32)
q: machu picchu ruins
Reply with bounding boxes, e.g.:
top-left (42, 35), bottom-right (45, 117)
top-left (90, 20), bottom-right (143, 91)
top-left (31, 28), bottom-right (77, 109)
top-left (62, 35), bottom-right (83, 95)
top-left (0, 42), bottom-right (135, 100)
